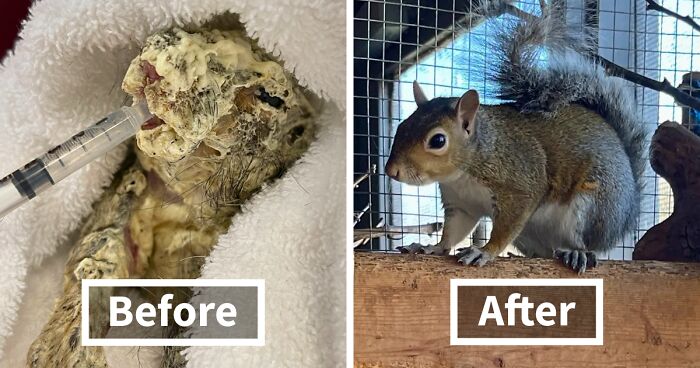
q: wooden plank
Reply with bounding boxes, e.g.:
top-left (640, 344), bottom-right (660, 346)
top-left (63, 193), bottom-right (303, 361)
top-left (354, 252), bottom-right (700, 368)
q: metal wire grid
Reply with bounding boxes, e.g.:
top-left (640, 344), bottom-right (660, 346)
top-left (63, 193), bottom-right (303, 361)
top-left (354, 0), bottom-right (693, 260)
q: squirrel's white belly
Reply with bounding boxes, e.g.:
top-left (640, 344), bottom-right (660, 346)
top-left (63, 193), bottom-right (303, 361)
top-left (441, 174), bottom-right (592, 257)
top-left (439, 174), bottom-right (494, 218)
top-left (517, 195), bottom-right (593, 256)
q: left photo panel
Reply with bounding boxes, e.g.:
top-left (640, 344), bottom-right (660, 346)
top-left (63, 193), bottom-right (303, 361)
top-left (0, 1), bottom-right (347, 367)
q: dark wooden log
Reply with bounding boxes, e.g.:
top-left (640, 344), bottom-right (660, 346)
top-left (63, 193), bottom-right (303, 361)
top-left (633, 121), bottom-right (700, 261)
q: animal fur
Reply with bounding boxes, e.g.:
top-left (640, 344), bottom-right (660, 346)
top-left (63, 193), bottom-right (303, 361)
top-left (25, 27), bottom-right (317, 368)
top-left (479, 0), bottom-right (648, 246)
top-left (385, 0), bottom-right (649, 272)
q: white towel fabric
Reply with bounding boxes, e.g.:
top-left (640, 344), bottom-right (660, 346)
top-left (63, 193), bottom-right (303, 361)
top-left (0, 0), bottom-right (346, 367)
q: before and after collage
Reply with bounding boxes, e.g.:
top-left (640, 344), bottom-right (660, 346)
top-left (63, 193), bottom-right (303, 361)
top-left (0, 0), bottom-right (700, 367)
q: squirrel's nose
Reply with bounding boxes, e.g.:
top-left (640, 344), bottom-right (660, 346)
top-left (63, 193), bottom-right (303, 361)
top-left (385, 161), bottom-right (400, 180)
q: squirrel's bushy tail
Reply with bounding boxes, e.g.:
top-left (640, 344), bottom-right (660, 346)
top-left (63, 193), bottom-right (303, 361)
top-left (477, 1), bottom-right (648, 193)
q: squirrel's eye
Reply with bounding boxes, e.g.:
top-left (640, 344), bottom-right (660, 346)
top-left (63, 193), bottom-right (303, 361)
top-left (428, 133), bottom-right (446, 149)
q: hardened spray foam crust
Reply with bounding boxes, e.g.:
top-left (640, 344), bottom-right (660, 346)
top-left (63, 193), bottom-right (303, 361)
top-left (119, 27), bottom-right (316, 277)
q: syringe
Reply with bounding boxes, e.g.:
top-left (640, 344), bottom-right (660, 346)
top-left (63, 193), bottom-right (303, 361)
top-left (0, 102), bottom-right (153, 219)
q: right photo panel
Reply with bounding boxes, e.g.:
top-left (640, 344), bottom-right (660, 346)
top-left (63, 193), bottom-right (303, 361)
top-left (353, 0), bottom-right (700, 366)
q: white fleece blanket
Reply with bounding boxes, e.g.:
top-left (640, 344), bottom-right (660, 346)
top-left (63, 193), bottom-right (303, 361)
top-left (0, 0), bottom-right (346, 367)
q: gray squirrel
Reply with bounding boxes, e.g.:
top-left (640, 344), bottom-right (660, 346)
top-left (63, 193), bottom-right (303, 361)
top-left (384, 1), bottom-right (648, 273)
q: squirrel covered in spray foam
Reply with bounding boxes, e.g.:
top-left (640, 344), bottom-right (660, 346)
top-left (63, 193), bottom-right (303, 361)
top-left (385, 1), bottom-right (648, 273)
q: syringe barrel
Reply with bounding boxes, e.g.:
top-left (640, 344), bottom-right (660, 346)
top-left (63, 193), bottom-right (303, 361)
top-left (0, 103), bottom-right (152, 219)
top-left (42, 103), bottom-right (151, 183)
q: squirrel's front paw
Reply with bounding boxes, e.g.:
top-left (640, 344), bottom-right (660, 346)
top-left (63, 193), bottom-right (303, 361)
top-left (396, 243), bottom-right (447, 255)
top-left (455, 247), bottom-right (494, 266)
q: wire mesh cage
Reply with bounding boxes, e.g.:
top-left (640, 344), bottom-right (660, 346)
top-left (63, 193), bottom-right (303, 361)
top-left (353, 0), bottom-right (697, 260)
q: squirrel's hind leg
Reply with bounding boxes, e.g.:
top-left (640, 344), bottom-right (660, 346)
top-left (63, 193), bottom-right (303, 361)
top-left (554, 249), bottom-right (599, 274)
top-left (550, 222), bottom-right (600, 274)
top-left (528, 195), bottom-right (600, 274)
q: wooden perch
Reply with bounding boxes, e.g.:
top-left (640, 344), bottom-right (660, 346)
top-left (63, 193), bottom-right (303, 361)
top-left (355, 253), bottom-right (700, 368)
top-left (634, 121), bottom-right (700, 261)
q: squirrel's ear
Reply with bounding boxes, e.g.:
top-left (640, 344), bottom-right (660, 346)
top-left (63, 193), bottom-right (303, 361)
top-left (457, 90), bottom-right (480, 135)
top-left (413, 81), bottom-right (429, 106)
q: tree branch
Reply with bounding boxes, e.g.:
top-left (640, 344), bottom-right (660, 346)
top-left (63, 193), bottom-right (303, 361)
top-left (354, 202), bottom-right (371, 226)
top-left (646, 0), bottom-right (700, 33)
top-left (354, 164), bottom-right (376, 188)
top-left (505, 4), bottom-right (700, 111)
top-left (353, 222), bottom-right (443, 242)
top-left (593, 55), bottom-right (700, 111)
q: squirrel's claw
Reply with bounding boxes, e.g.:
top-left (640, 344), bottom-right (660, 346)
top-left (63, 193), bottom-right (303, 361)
top-left (554, 249), bottom-right (599, 274)
top-left (456, 247), bottom-right (493, 267)
top-left (397, 243), bottom-right (446, 255)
